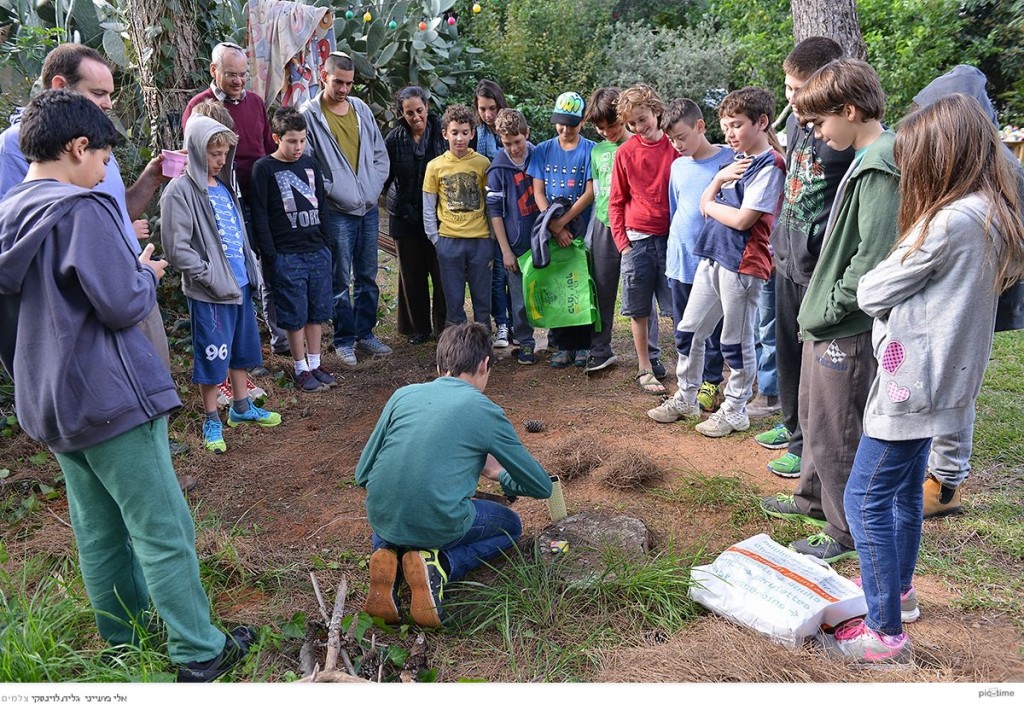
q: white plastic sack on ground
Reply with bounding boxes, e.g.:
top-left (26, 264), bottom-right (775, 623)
top-left (688, 533), bottom-right (867, 648)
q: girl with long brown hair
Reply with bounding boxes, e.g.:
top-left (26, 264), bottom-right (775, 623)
top-left (829, 94), bottom-right (1024, 665)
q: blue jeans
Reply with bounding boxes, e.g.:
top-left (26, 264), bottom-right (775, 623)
top-left (755, 272), bottom-right (778, 396)
top-left (491, 240), bottom-right (511, 327)
top-left (324, 207), bottom-right (381, 348)
top-left (845, 434), bottom-right (932, 636)
top-left (372, 499), bottom-right (522, 582)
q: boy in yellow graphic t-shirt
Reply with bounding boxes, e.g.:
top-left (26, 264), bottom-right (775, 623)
top-left (423, 104), bottom-right (492, 329)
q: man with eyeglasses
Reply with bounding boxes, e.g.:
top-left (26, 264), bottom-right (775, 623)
top-left (183, 41), bottom-right (287, 355)
top-left (299, 51), bottom-right (392, 366)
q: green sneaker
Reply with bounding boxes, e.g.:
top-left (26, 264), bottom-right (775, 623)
top-left (790, 533), bottom-right (857, 564)
top-left (759, 493), bottom-right (827, 529)
top-left (696, 381), bottom-right (721, 412)
top-left (767, 452), bottom-right (801, 477)
top-left (755, 424), bottom-right (791, 450)
top-left (203, 419), bottom-right (226, 454)
top-left (227, 403), bottom-right (282, 428)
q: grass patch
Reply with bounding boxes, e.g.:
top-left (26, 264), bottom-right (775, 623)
top-left (649, 471), bottom-right (763, 527)
top-left (440, 544), bottom-right (702, 682)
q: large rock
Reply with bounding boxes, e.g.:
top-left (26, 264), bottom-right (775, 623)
top-left (534, 512), bottom-right (650, 582)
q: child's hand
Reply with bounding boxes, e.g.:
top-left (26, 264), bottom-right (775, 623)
top-left (140, 243), bottom-right (168, 280)
top-left (482, 454), bottom-right (504, 480)
top-left (718, 157), bottom-right (752, 184)
top-left (132, 219), bottom-right (150, 241)
top-left (502, 248), bottom-right (519, 272)
top-left (554, 229), bottom-right (573, 248)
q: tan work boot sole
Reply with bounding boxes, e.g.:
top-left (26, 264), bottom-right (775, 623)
top-left (364, 548), bottom-right (400, 623)
top-left (401, 551), bottom-right (443, 629)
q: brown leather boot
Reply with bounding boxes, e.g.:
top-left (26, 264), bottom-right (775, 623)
top-left (923, 475), bottom-right (962, 518)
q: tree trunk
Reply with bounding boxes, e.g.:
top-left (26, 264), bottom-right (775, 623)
top-left (790, 0), bottom-right (867, 60)
top-left (122, 0), bottom-right (205, 151)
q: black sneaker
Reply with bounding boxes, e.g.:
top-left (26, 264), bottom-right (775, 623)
top-left (651, 357), bottom-right (667, 380)
top-left (177, 625), bottom-right (257, 682)
top-left (401, 549), bottom-right (448, 628)
top-left (295, 370), bottom-right (324, 392)
top-left (584, 353), bottom-right (617, 374)
top-left (364, 548), bottom-right (401, 624)
top-left (310, 366), bottom-right (338, 388)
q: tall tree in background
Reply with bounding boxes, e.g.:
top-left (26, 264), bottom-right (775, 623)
top-left (121, 0), bottom-right (205, 151)
top-left (791, 0), bottom-right (866, 59)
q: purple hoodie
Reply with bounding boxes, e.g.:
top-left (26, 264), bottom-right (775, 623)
top-left (0, 180), bottom-right (180, 452)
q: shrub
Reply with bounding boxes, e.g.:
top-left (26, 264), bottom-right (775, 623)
top-left (599, 19), bottom-right (736, 140)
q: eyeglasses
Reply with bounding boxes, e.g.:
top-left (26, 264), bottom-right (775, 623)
top-left (221, 71), bottom-right (249, 80)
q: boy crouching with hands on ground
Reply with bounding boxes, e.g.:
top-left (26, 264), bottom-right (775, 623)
top-left (356, 322), bottom-right (552, 627)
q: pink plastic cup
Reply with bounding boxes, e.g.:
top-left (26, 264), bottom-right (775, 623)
top-left (161, 149), bottom-right (187, 178)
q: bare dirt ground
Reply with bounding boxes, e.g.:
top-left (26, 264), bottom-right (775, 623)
top-left (4, 261), bottom-right (1023, 683)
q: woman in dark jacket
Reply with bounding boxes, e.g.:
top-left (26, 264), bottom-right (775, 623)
top-left (384, 86), bottom-right (447, 344)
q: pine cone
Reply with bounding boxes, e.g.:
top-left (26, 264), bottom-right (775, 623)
top-left (524, 419), bottom-right (546, 433)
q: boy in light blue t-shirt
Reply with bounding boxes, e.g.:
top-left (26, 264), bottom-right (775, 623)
top-left (527, 91), bottom-right (595, 368)
top-left (663, 99), bottom-right (735, 414)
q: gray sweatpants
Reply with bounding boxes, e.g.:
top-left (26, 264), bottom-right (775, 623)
top-left (793, 332), bottom-right (876, 547)
top-left (674, 259), bottom-right (762, 413)
top-left (929, 421), bottom-right (973, 488)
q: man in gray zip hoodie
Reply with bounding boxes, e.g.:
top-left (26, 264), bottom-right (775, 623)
top-left (299, 52), bottom-right (391, 366)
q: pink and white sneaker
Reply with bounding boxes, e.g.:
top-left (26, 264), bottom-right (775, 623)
top-left (821, 618), bottom-right (913, 666)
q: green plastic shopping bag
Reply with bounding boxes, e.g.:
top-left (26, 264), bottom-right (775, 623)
top-left (518, 238), bottom-right (601, 331)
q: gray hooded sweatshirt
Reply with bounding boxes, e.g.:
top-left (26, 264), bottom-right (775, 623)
top-left (857, 194), bottom-right (1002, 440)
top-left (299, 94), bottom-right (389, 216)
top-left (912, 64), bottom-right (1024, 332)
top-left (0, 180), bottom-right (179, 452)
top-left (161, 115), bottom-right (259, 305)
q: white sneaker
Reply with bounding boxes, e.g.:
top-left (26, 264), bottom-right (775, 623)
top-left (647, 396), bottom-right (701, 423)
top-left (336, 346), bottom-right (358, 367)
top-left (493, 324), bottom-right (510, 348)
top-left (695, 408), bottom-right (750, 437)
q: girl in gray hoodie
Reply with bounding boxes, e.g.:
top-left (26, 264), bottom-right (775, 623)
top-left (824, 95), bottom-right (1024, 666)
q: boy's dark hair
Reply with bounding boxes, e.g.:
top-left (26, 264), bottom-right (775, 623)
top-left (584, 87), bottom-right (621, 125)
top-left (437, 322), bottom-right (491, 376)
top-left (474, 79), bottom-right (508, 111)
top-left (19, 89), bottom-right (119, 163)
top-left (190, 98), bottom-right (235, 130)
top-left (394, 85), bottom-right (430, 118)
top-left (661, 98), bottom-right (704, 131)
top-left (493, 108), bottom-right (528, 137)
top-left (271, 106), bottom-right (306, 137)
top-left (793, 58), bottom-right (886, 122)
top-left (719, 86), bottom-right (776, 125)
top-left (442, 104), bottom-right (476, 131)
top-left (41, 44), bottom-right (108, 90)
top-left (783, 36), bottom-right (844, 79)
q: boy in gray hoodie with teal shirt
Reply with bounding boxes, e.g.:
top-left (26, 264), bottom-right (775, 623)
top-left (0, 90), bottom-right (255, 682)
top-left (162, 115), bottom-right (283, 454)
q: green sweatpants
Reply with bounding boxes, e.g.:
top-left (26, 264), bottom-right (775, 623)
top-left (55, 417), bottom-right (225, 664)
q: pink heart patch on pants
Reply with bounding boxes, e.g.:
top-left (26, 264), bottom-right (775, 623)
top-left (882, 340), bottom-right (905, 375)
top-left (886, 380), bottom-right (910, 403)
